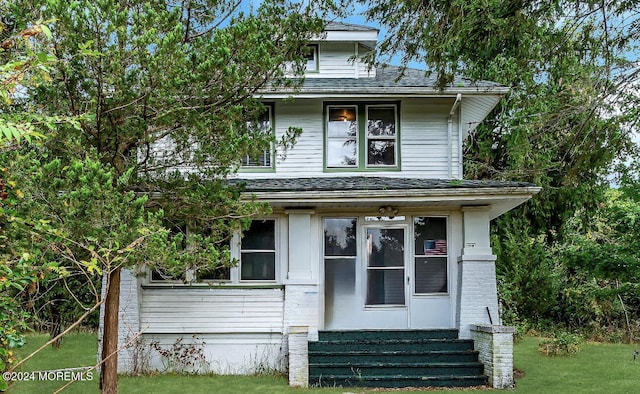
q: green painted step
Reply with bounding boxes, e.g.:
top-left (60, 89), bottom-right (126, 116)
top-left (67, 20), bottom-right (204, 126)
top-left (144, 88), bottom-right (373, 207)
top-left (309, 374), bottom-right (488, 388)
top-left (308, 350), bottom-right (480, 363)
top-left (308, 329), bottom-right (488, 388)
top-left (308, 338), bottom-right (475, 352)
top-left (318, 329), bottom-right (459, 341)
top-left (309, 362), bottom-right (484, 376)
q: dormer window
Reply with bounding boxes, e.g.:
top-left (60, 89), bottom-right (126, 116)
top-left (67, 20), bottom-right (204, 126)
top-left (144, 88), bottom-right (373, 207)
top-left (306, 44), bottom-right (318, 72)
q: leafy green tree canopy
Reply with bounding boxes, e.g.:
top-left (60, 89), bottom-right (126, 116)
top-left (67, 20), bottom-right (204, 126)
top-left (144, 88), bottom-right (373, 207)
top-left (6, 1), bottom-right (341, 392)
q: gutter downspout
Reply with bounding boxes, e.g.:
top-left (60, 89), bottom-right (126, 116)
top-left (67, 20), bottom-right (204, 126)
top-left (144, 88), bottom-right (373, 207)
top-left (448, 93), bottom-right (462, 179)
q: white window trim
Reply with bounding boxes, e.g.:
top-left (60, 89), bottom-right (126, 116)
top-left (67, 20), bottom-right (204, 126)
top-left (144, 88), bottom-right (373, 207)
top-left (306, 44), bottom-right (319, 72)
top-left (411, 215), bottom-right (450, 296)
top-left (145, 218), bottom-right (281, 286)
top-left (238, 218), bottom-right (279, 283)
top-left (241, 104), bottom-right (274, 169)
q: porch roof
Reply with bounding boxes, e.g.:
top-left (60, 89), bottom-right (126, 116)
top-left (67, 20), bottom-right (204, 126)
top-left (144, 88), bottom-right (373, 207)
top-left (232, 177), bottom-right (540, 220)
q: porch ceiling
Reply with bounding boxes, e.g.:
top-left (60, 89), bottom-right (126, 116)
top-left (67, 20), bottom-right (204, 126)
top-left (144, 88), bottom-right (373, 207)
top-left (232, 177), bottom-right (541, 220)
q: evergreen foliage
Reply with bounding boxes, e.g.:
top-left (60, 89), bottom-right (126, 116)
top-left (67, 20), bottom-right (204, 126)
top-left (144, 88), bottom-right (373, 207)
top-left (361, 0), bottom-right (640, 337)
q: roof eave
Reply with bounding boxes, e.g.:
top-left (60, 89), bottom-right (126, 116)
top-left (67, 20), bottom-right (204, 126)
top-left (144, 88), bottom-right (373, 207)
top-left (243, 186), bottom-right (541, 220)
top-left (259, 86), bottom-right (510, 99)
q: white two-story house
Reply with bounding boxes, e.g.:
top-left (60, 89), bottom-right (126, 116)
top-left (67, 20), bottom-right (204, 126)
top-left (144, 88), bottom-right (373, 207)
top-left (108, 22), bottom-right (539, 389)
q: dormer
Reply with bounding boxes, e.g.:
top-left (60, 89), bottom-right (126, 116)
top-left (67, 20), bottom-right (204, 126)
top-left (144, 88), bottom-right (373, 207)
top-left (305, 22), bottom-right (378, 79)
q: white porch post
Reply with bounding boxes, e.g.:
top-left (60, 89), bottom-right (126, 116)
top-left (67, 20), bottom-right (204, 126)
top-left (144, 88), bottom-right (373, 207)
top-left (283, 209), bottom-right (318, 388)
top-left (456, 206), bottom-right (500, 339)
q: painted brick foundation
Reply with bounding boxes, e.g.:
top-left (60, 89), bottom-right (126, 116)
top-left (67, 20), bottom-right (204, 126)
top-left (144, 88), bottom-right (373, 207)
top-left (471, 325), bottom-right (514, 389)
top-left (288, 326), bottom-right (309, 387)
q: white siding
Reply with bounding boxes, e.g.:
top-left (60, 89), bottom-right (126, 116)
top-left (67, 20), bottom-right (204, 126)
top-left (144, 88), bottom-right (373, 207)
top-left (242, 97), bottom-right (461, 179)
top-left (305, 42), bottom-right (374, 79)
top-left (272, 100), bottom-right (324, 176)
top-left (401, 98), bottom-right (460, 179)
top-left (143, 332), bottom-right (284, 374)
top-left (140, 288), bottom-right (284, 334)
top-left (461, 95), bottom-right (502, 138)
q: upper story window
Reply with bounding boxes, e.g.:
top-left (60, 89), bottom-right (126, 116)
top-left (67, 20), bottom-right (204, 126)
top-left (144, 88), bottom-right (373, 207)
top-left (306, 44), bottom-right (319, 72)
top-left (241, 104), bottom-right (274, 170)
top-left (325, 103), bottom-right (399, 170)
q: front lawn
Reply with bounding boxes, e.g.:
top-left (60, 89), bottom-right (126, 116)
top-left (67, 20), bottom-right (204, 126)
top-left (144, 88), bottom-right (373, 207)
top-left (6, 333), bottom-right (640, 393)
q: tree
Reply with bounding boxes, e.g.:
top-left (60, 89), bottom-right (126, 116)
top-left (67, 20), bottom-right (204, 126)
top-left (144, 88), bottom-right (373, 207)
top-left (0, 14), bottom-right (69, 390)
top-left (8, 0), bottom-right (338, 392)
top-left (360, 0), bottom-right (640, 329)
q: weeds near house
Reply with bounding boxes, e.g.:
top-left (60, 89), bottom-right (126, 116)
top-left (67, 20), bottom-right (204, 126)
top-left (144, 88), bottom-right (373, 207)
top-left (149, 335), bottom-right (209, 374)
top-left (538, 332), bottom-right (582, 356)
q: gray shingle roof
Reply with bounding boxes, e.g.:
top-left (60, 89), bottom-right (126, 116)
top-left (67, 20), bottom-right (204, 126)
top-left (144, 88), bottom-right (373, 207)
top-left (230, 177), bottom-right (535, 193)
top-left (262, 66), bottom-right (506, 93)
top-left (300, 66), bottom-right (503, 89)
top-left (324, 21), bottom-right (379, 32)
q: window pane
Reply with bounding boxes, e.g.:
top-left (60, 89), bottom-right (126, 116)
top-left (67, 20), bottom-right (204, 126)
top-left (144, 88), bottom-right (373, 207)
top-left (367, 228), bottom-right (404, 267)
top-left (324, 218), bottom-right (357, 256)
top-left (241, 252), bottom-right (275, 280)
top-left (151, 268), bottom-right (184, 282)
top-left (367, 140), bottom-right (395, 165)
top-left (366, 269), bottom-right (405, 305)
top-left (415, 257), bottom-right (447, 293)
top-left (327, 139), bottom-right (357, 166)
top-left (414, 217), bottom-right (447, 255)
top-left (328, 108), bottom-right (357, 138)
top-left (243, 106), bottom-right (272, 167)
top-left (197, 266), bottom-right (231, 281)
top-left (367, 107), bottom-right (396, 136)
top-left (306, 45), bottom-right (317, 71)
top-left (242, 220), bottom-right (275, 250)
top-left (325, 258), bottom-right (356, 324)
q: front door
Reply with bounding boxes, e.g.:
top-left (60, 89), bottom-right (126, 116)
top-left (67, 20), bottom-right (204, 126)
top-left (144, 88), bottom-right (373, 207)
top-left (323, 216), bottom-right (452, 330)
top-left (324, 218), bottom-right (408, 329)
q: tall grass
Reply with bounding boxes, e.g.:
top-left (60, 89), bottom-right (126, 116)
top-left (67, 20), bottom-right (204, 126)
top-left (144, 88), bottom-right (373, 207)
top-left (7, 333), bottom-right (640, 393)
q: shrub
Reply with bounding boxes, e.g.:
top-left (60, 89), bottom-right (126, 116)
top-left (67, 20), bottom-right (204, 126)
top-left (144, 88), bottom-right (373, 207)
top-left (538, 332), bottom-right (582, 356)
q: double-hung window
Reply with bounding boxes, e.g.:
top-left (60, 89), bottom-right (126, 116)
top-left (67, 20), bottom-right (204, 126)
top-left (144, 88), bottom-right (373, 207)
top-left (240, 219), bottom-right (276, 281)
top-left (306, 44), bottom-right (319, 72)
top-left (149, 219), bottom-right (278, 284)
top-left (241, 104), bottom-right (274, 169)
top-left (325, 103), bottom-right (399, 170)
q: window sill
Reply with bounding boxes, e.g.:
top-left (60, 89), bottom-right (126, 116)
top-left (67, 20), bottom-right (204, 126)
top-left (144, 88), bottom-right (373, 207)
top-left (324, 167), bottom-right (401, 173)
top-left (238, 167), bottom-right (276, 173)
top-left (142, 283), bottom-right (284, 290)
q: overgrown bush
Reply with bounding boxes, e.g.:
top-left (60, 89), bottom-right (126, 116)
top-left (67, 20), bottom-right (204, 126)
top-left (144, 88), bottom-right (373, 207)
top-left (150, 335), bottom-right (209, 374)
top-left (538, 332), bottom-right (582, 356)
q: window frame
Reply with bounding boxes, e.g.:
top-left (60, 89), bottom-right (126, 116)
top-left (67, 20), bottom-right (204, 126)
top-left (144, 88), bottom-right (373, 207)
top-left (412, 216), bottom-right (449, 295)
top-left (239, 219), bottom-right (278, 282)
top-left (365, 104), bottom-right (399, 168)
top-left (145, 218), bottom-right (280, 286)
top-left (305, 44), bottom-right (319, 73)
top-left (239, 103), bottom-right (275, 172)
top-left (324, 102), bottom-right (401, 172)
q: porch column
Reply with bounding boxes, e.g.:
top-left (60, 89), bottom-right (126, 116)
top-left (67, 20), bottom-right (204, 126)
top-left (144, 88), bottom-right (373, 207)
top-left (284, 209), bottom-right (318, 387)
top-left (456, 206), bottom-right (500, 339)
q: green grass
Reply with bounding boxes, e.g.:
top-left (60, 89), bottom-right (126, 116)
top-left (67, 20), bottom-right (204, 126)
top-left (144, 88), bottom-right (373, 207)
top-left (6, 333), bottom-right (640, 393)
top-left (513, 337), bottom-right (639, 394)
